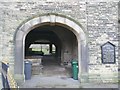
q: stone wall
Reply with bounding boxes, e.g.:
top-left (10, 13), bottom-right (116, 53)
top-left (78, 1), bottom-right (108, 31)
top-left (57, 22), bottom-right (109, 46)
top-left (87, 2), bottom-right (118, 83)
top-left (0, 0), bottom-right (86, 74)
top-left (0, 0), bottom-right (119, 85)
top-left (118, 2), bottom-right (120, 71)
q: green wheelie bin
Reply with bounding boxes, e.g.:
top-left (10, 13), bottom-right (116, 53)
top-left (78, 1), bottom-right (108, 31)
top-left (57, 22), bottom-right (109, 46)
top-left (71, 60), bottom-right (78, 80)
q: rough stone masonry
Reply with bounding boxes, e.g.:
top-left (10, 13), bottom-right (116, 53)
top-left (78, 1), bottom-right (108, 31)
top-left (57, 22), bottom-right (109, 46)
top-left (0, 0), bottom-right (119, 87)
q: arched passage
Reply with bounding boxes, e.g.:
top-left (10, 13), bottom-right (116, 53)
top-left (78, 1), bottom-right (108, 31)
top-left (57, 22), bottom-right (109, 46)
top-left (14, 14), bottom-right (88, 82)
top-left (25, 26), bottom-right (62, 59)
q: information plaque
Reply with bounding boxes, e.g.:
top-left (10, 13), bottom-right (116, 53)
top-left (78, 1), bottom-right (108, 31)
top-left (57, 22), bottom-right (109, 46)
top-left (101, 42), bottom-right (115, 64)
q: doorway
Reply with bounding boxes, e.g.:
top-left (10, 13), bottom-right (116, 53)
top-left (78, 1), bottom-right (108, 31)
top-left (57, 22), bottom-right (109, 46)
top-left (24, 24), bottom-right (78, 77)
top-left (14, 14), bottom-right (88, 83)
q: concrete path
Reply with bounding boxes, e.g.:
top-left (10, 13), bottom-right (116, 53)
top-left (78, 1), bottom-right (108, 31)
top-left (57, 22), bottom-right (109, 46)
top-left (20, 64), bottom-right (119, 88)
top-left (80, 83), bottom-right (118, 88)
top-left (21, 75), bottom-right (118, 88)
top-left (21, 75), bottom-right (80, 88)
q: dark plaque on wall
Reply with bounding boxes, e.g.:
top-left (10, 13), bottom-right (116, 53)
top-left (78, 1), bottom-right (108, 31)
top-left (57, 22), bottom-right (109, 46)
top-left (101, 42), bottom-right (115, 64)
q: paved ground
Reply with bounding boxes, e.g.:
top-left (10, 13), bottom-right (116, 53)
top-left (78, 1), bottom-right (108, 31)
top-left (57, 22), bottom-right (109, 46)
top-left (21, 64), bottom-right (119, 88)
top-left (0, 63), bottom-right (119, 89)
top-left (21, 64), bottom-right (79, 88)
top-left (21, 75), bottom-right (118, 88)
top-left (21, 75), bottom-right (80, 88)
top-left (80, 83), bottom-right (118, 88)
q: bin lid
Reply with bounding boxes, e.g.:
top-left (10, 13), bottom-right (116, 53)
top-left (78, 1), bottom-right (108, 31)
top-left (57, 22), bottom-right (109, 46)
top-left (24, 60), bottom-right (32, 64)
top-left (71, 60), bottom-right (78, 64)
top-left (25, 61), bottom-right (29, 63)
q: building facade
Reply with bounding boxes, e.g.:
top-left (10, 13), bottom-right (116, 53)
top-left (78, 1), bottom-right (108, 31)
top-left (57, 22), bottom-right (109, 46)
top-left (0, 0), bottom-right (119, 87)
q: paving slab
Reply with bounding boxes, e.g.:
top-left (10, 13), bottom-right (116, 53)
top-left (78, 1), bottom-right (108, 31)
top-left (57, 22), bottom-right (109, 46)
top-left (21, 75), bottom-right (80, 88)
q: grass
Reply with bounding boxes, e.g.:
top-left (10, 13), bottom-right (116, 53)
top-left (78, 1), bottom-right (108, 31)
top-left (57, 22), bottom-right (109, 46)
top-left (118, 80), bottom-right (120, 84)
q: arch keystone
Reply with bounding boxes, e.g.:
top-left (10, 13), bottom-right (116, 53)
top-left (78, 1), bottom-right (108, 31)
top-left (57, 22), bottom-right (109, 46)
top-left (50, 14), bottom-right (56, 23)
top-left (40, 15), bottom-right (51, 23)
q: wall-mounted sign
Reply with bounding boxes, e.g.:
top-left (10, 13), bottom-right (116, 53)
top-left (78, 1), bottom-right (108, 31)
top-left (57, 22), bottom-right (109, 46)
top-left (101, 42), bottom-right (116, 64)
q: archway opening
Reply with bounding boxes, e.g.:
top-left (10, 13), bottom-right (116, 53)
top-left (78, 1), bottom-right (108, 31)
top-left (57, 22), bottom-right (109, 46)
top-left (14, 14), bottom-right (88, 85)
top-left (24, 24), bottom-right (78, 77)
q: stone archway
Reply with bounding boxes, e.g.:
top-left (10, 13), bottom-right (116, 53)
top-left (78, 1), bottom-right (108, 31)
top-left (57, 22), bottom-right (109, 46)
top-left (14, 13), bottom-right (88, 83)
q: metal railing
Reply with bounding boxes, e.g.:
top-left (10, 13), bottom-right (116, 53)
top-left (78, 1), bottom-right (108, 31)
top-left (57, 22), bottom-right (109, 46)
top-left (1, 61), bottom-right (18, 89)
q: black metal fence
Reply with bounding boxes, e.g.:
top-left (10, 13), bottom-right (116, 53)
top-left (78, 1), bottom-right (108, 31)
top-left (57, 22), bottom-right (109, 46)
top-left (1, 61), bottom-right (18, 89)
top-left (1, 61), bottom-right (10, 89)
